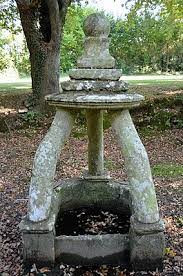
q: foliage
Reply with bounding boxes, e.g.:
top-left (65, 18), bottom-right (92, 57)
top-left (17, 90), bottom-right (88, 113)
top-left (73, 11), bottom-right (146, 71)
top-left (22, 110), bottom-right (43, 126)
top-left (0, 0), bottom-right (21, 34)
top-left (61, 3), bottom-right (182, 74)
top-left (0, 31), bottom-right (11, 71)
top-left (12, 39), bottom-right (31, 76)
top-left (126, 0), bottom-right (183, 21)
top-left (110, 11), bottom-right (183, 73)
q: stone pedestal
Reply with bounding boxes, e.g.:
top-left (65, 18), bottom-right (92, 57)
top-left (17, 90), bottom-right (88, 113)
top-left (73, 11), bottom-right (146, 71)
top-left (22, 230), bottom-right (55, 265)
top-left (130, 216), bottom-right (165, 271)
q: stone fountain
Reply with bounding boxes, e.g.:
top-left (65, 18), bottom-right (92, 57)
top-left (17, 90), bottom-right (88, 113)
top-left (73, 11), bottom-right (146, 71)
top-left (20, 13), bottom-right (165, 270)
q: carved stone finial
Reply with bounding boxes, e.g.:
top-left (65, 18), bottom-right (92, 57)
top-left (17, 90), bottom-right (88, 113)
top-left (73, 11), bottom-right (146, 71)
top-left (83, 13), bottom-right (110, 38)
top-left (77, 13), bottom-right (115, 69)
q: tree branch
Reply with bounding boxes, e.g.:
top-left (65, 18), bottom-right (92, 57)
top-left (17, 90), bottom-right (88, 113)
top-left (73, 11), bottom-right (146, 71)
top-left (46, 0), bottom-right (60, 43)
top-left (16, 0), bottom-right (31, 8)
top-left (16, 0), bottom-right (42, 51)
top-left (59, 0), bottom-right (72, 27)
top-left (46, 0), bottom-right (71, 44)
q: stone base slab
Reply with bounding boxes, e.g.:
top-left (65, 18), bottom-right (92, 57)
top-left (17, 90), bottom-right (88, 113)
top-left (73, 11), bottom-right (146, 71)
top-left (130, 232), bottom-right (165, 271)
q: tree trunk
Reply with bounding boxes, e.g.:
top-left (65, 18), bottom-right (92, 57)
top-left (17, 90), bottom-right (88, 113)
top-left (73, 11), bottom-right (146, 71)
top-left (16, 0), bottom-right (71, 110)
top-left (30, 42), bottom-right (60, 110)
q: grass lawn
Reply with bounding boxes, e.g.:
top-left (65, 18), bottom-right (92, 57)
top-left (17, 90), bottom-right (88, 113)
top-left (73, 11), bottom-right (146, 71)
top-left (152, 163), bottom-right (183, 178)
top-left (0, 80), bottom-right (31, 95)
top-left (128, 79), bottom-right (183, 87)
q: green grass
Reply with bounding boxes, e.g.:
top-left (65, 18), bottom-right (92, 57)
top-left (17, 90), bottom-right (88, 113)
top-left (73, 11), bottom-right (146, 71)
top-left (104, 161), bottom-right (183, 177)
top-left (0, 80), bottom-right (31, 95)
top-left (128, 79), bottom-right (183, 88)
top-left (0, 74), bottom-right (68, 95)
top-left (139, 127), bottom-right (160, 137)
top-left (152, 164), bottom-right (183, 178)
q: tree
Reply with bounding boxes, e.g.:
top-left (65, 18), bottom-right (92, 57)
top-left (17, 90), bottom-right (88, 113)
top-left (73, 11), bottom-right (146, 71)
top-left (110, 0), bottom-right (183, 73)
top-left (15, 0), bottom-right (72, 110)
top-left (126, 0), bottom-right (183, 20)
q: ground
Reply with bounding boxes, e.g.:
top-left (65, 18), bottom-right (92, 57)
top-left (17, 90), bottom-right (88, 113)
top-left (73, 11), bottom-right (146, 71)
top-left (0, 75), bottom-right (183, 275)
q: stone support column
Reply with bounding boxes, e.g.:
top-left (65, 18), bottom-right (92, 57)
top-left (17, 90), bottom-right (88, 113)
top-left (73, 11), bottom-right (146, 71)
top-left (111, 109), bottom-right (159, 224)
top-left (86, 110), bottom-right (104, 176)
top-left (28, 109), bottom-right (74, 222)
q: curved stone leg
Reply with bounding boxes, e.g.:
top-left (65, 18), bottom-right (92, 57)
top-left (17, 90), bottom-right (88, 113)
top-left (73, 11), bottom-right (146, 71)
top-left (111, 110), bottom-right (159, 224)
top-left (28, 109), bottom-right (74, 222)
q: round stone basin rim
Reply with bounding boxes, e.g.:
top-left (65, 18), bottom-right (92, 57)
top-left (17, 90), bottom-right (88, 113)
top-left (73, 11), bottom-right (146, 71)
top-left (46, 93), bottom-right (144, 109)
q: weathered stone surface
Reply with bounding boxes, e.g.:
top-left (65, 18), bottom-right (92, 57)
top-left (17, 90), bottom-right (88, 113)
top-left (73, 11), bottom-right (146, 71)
top-left (55, 179), bottom-right (131, 214)
top-left (55, 234), bottom-right (129, 265)
top-left (28, 110), bottom-right (74, 222)
top-left (69, 69), bottom-right (122, 80)
top-left (86, 110), bottom-right (104, 176)
top-left (111, 110), bottom-right (160, 224)
top-left (61, 80), bottom-right (128, 92)
top-left (130, 215), bottom-right (165, 271)
top-left (46, 93), bottom-right (144, 109)
top-left (130, 215), bottom-right (165, 235)
top-left (78, 54), bottom-right (115, 69)
top-left (82, 170), bottom-right (110, 181)
top-left (77, 37), bottom-right (115, 69)
top-left (77, 14), bottom-right (115, 69)
top-left (22, 231), bottom-right (55, 265)
top-left (130, 230), bottom-right (165, 271)
top-left (21, 178), bottom-right (131, 265)
top-left (83, 13), bottom-right (110, 37)
top-left (19, 192), bottom-right (59, 232)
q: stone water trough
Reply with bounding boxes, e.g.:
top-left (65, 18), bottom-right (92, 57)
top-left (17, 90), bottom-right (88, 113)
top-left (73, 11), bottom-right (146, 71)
top-left (20, 13), bottom-right (165, 271)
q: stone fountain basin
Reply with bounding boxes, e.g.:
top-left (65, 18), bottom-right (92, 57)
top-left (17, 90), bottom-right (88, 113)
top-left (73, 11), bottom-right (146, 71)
top-left (54, 179), bottom-right (131, 265)
top-left (20, 179), bottom-right (131, 265)
top-left (46, 92), bottom-right (144, 109)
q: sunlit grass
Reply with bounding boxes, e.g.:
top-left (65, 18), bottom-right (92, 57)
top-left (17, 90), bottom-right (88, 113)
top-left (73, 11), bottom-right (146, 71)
top-left (152, 164), bottom-right (183, 178)
top-left (128, 80), bottom-right (183, 88)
